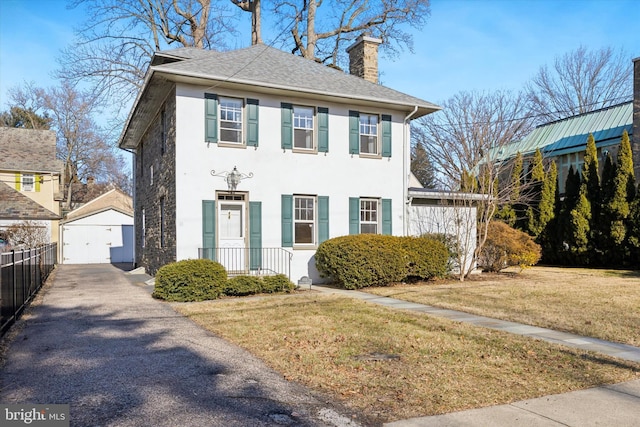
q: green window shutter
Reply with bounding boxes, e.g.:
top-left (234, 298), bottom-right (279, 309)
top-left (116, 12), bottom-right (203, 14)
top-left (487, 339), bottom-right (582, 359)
top-left (15, 173), bottom-right (20, 191)
top-left (381, 114), bottom-right (392, 157)
top-left (318, 107), bottom-right (329, 153)
top-left (349, 197), bottom-right (360, 235)
top-left (281, 194), bottom-right (293, 247)
top-left (349, 111), bottom-right (359, 154)
top-left (205, 93), bottom-right (218, 143)
top-left (281, 103), bottom-right (293, 150)
top-left (382, 199), bottom-right (392, 235)
top-left (247, 98), bottom-right (259, 147)
top-left (202, 200), bottom-right (216, 260)
top-left (249, 201), bottom-right (262, 270)
top-left (318, 196), bottom-right (329, 243)
top-left (35, 173), bottom-right (41, 192)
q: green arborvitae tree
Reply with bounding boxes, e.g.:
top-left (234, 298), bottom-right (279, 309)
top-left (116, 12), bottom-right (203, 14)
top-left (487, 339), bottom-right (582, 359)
top-left (496, 152), bottom-right (522, 227)
top-left (525, 148), bottom-right (546, 236)
top-left (558, 166), bottom-right (581, 264)
top-left (535, 159), bottom-right (557, 238)
top-left (540, 164), bottom-right (562, 264)
top-left (569, 187), bottom-right (592, 265)
top-left (597, 152), bottom-right (617, 264)
top-left (582, 134), bottom-right (600, 257)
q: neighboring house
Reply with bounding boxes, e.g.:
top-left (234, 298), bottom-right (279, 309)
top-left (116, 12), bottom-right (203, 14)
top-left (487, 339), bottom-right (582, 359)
top-left (495, 56), bottom-right (640, 192)
top-left (118, 37), bottom-right (441, 281)
top-left (60, 188), bottom-right (134, 264)
top-left (0, 127), bottom-right (63, 247)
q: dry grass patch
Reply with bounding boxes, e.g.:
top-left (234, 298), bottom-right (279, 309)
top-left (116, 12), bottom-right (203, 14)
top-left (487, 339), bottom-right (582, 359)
top-left (176, 293), bottom-right (639, 424)
top-left (367, 266), bottom-right (640, 347)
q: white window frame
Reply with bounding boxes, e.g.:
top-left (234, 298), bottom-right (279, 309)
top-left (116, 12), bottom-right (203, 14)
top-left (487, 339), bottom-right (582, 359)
top-left (360, 198), bottom-right (379, 234)
top-left (22, 173), bottom-right (35, 192)
top-left (359, 114), bottom-right (379, 155)
top-left (293, 105), bottom-right (315, 151)
top-left (219, 97), bottom-right (244, 144)
top-left (294, 195), bottom-right (316, 246)
top-left (150, 164), bottom-right (154, 186)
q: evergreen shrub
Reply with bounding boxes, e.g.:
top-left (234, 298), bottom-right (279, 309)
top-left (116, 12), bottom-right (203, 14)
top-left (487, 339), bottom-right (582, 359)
top-left (153, 259), bottom-right (227, 302)
top-left (261, 274), bottom-right (296, 293)
top-left (315, 234), bottom-right (449, 289)
top-left (479, 221), bottom-right (542, 272)
top-left (225, 275), bottom-right (263, 296)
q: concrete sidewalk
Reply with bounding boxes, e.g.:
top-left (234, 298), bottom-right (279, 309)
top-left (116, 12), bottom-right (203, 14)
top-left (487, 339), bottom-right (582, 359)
top-left (0, 265), bottom-right (364, 427)
top-left (310, 285), bottom-right (640, 427)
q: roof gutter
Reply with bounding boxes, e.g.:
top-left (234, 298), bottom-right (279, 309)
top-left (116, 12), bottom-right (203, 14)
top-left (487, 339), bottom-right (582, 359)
top-left (403, 105), bottom-right (419, 236)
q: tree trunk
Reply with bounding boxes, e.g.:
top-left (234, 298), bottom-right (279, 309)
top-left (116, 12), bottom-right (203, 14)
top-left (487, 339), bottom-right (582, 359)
top-left (252, 0), bottom-right (262, 44)
top-left (305, 0), bottom-right (317, 60)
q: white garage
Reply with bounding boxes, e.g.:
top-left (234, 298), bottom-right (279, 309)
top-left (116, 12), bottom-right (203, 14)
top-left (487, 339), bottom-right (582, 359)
top-left (60, 189), bottom-right (134, 264)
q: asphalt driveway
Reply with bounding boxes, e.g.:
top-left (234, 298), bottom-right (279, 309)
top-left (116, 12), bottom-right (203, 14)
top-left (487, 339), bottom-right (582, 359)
top-left (0, 264), bottom-right (363, 427)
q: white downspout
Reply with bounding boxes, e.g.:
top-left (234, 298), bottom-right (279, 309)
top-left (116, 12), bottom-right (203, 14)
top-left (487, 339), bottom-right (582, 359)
top-left (403, 106), bottom-right (419, 236)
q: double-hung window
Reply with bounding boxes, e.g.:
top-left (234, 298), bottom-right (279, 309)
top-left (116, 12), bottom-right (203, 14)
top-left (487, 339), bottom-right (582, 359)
top-left (282, 195), bottom-right (329, 247)
top-left (359, 114), bottom-right (378, 155)
top-left (350, 197), bottom-right (392, 235)
top-left (205, 94), bottom-right (259, 146)
top-left (219, 97), bottom-right (243, 144)
top-left (349, 111), bottom-right (392, 157)
top-left (294, 196), bottom-right (315, 245)
top-left (293, 106), bottom-right (314, 150)
top-left (22, 174), bottom-right (35, 192)
top-left (360, 198), bottom-right (378, 234)
top-left (281, 103), bottom-right (328, 153)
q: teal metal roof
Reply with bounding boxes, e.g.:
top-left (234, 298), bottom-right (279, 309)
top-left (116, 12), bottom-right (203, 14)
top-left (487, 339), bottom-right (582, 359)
top-left (495, 102), bottom-right (632, 160)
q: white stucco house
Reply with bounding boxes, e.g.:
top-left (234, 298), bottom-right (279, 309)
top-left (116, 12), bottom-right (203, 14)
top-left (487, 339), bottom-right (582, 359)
top-left (118, 37), bottom-right (443, 282)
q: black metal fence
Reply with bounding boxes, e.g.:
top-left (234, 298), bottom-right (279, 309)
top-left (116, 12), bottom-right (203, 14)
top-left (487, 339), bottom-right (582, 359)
top-left (198, 247), bottom-right (293, 279)
top-left (1, 244), bottom-right (57, 336)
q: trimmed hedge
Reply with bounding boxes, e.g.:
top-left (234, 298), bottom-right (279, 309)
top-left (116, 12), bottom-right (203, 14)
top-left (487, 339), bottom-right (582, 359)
top-left (262, 274), bottom-right (296, 293)
top-left (315, 234), bottom-right (449, 289)
top-left (479, 221), bottom-right (542, 272)
top-left (153, 259), bottom-right (227, 302)
top-left (153, 259), bottom-right (296, 301)
top-left (225, 275), bottom-right (263, 296)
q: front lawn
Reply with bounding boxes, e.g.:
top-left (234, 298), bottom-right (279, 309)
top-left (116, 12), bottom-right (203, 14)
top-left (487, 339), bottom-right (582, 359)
top-left (175, 292), bottom-right (640, 424)
top-left (366, 266), bottom-right (640, 347)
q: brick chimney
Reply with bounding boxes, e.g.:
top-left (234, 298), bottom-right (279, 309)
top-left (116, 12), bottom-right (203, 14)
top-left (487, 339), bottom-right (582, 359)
top-left (633, 57), bottom-right (640, 183)
top-left (347, 35), bottom-right (382, 84)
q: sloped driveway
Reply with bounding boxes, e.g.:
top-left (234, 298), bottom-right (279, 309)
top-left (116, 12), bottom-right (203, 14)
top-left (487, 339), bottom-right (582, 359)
top-left (0, 264), bottom-right (362, 427)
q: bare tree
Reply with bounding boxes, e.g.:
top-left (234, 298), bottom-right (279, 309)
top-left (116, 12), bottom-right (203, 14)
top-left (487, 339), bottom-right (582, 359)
top-left (413, 89), bottom-right (534, 279)
top-left (231, 0), bottom-right (262, 45)
top-left (59, 0), bottom-right (239, 111)
top-left (7, 82), bottom-right (130, 208)
top-left (526, 46), bottom-right (632, 123)
top-left (270, 0), bottom-right (430, 66)
top-left (6, 221), bottom-right (50, 248)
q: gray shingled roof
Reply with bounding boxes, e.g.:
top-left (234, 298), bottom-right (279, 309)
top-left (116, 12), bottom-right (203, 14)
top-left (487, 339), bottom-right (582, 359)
top-left (0, 127), bottom-right (63, 173)
top-left (155, 45), bottom-right (439, 110)
top-left (120, 44), bottom-right (440, 149)
top-left (0, 182), bottom-right (60, 220)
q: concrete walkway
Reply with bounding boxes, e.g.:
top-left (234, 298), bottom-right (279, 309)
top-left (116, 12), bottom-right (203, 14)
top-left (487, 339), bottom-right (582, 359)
top-left (0, 265), bottom-right (364, 427)
top-left (310, 285), bottom-right (640, 427)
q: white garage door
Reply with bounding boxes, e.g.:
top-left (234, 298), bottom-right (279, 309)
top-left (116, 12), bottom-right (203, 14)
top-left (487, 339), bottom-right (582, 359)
top-left (62, 224), bottom-right (134, 264)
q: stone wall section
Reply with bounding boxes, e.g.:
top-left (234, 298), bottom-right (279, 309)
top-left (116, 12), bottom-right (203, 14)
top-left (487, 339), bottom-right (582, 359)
top-left (135, 86), bottom-right (177, 275)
